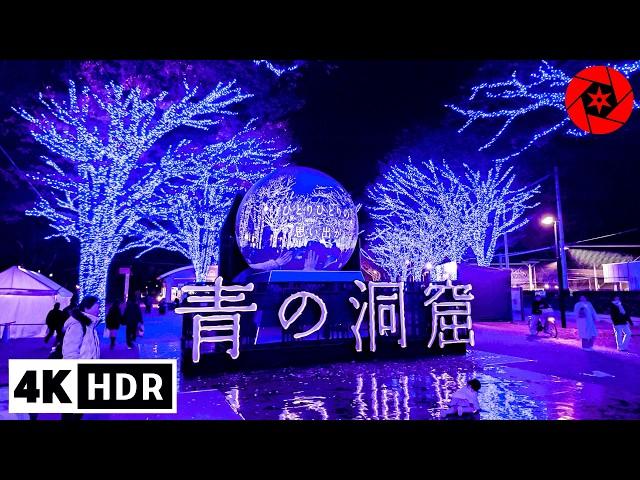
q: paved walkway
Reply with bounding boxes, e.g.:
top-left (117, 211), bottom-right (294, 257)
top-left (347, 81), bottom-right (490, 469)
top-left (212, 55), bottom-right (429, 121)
top-left (478, 313), bottom-right (640, 393)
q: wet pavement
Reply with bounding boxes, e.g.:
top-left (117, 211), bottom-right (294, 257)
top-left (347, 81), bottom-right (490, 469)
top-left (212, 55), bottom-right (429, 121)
top-left (2, 309), bottom-right (640, 420)
top-left (181, 349), bottom-right (640, 420)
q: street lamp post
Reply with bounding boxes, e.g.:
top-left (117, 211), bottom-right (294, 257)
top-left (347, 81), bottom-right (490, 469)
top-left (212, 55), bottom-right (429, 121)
top-left (503, 210), bottom-right (510, 269)
top-left (554, 165), bottom-right (569, 329)
top-left (118, 267), bottom-right (131, 302)
top-left (527, 262), bottom-right (534, 290)
top-left (541, 214), bottom-right (567, 328)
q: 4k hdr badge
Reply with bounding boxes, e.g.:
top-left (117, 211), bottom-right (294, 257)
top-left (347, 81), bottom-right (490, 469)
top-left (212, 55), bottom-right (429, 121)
top-left (565, 66), bottom-right (634, 134)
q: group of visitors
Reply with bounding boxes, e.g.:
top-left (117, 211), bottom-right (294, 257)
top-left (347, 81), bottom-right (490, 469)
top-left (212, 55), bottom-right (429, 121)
top-left (44, 293), bottom-right (145, 358)
top-left (36, 294), bottom-right (145, 420)
top-left (36, 285), bottom-right (634, 422)
top-left (105, 296), bottom-right (144, 350)
top-left (445, 293), bottom-right (635, 419)
top-left (529, 293), bottom-right (634, 351)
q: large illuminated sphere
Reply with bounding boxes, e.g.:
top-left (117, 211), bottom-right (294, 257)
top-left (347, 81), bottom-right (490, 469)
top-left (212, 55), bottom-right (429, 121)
top-left (235, 167), bottom-right (359, 271)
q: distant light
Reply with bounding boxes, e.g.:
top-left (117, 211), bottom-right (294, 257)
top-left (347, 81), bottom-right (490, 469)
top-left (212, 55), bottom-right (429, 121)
top-left (75, 285), bottom-right (80, 290)
top-left (37, 270), bottom-right (41, 273)
top-left (554, 285), bottom-right (560, 289)
top-left (541, 215), bottom-right (555, 226)
top-left (544, 283), bottom-right (550, 289)
top-left (48, 273), bottom-right (53, 277)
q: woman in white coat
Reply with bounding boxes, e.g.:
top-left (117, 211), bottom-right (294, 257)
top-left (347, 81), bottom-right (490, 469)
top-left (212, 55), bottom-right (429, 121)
top-left (573, 295), bottom-right (598, 350)
top-left (60, 295), bottom-right (101, 420)
top-left (62, 295), bottom-right (101, 359)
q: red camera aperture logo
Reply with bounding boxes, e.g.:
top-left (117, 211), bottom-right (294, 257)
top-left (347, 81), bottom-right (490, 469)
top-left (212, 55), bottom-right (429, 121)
top-left (565, 66), bottom-right (634, 134)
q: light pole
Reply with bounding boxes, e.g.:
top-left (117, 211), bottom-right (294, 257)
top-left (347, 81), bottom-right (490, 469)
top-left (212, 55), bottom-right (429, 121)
top-left (503, 210), bottom-right (510, 269)
top-left (118, 267), bottom-right (131, 302)
top-left (554, 166), bottom-right (569, 291)
top-left (541, 214), bottom-right (567, 328)
top-left (527, 262), bottom-right (534, 290)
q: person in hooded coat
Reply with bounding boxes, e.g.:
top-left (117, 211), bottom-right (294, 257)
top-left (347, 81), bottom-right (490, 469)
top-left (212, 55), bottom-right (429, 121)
top-left (573, 295), bottom-right (599, 350)
top-left (60, 295), bottom-right (101, 421)
top-left (62, 295), bottom-right (101, 360)
top-left (105, 299), bottom-right (123, 350)
top-left (123, 297), bottom-right (143, 349)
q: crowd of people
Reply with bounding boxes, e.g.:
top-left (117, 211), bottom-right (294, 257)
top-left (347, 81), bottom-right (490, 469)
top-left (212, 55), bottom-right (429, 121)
top-left (35, 286), bottom-right (635, 421)
top-left (44, 292), bottom-right (147, 358)
top-left (35, 292), bottom-right (148, 420)
top-left (105, 296), bottom-right (145, 350)
top-left (528, 293), bottom-right (634, 351)
top-left (444, 294), bottom-right (634, 419)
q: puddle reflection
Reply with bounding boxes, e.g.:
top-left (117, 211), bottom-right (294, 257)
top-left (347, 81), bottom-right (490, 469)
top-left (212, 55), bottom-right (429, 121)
top-left (180, 351), bottom-right (640, 420)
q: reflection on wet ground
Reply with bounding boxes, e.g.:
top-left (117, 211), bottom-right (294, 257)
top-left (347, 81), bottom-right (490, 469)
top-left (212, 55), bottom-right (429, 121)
top-left (3, 313), bottom-right (640, 420)
top-left (177, 350), bottom-right (640, 420)
top-left (130, 316), bottom-right (640, 420)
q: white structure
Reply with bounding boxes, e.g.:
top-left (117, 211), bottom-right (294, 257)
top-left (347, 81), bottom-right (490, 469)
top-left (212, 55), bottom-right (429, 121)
top-left (157, 265), bottom-right (218, 302)
top-left (602, 261), bottom-right (640, 291)
top-left (431, 261), bottom-right (458, 282)
top-left (0, 266), bottom-right (73, 339)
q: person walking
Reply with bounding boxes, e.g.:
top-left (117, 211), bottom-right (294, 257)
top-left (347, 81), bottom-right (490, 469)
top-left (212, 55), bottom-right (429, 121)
top-left (123, 297), bottom-right (143, 349)
top-left (44, 302), bottom-right (66, 347)
top-left (573, 295), bottom-right (599, 350)
top-left (610, 296), bottom-right (633, 352)
top-left (105, 299), bottom-right (123, 350)
top-left (144, 295), bottom-right (152, 314)
top-left (61, 295), bottom-right (101, 421)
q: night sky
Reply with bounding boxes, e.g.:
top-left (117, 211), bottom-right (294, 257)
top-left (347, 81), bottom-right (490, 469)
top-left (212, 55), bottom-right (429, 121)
top-left (1, 60), bottom-right (639, 295)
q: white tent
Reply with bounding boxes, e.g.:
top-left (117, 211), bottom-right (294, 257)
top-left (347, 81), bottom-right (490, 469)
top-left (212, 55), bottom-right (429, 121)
top-left (0, 266), bottom-right (73, 339)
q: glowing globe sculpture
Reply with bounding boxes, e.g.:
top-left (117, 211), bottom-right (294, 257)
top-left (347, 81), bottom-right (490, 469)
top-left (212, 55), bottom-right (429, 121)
top-left (236, 166), bottom-right (359, 271)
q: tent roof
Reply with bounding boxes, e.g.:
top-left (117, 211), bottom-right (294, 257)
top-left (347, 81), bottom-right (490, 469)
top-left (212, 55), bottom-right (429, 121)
top-left (157, 265), bottom-right (194, 280)
top-left (157, 265), bottom-right (218, 280)
top-left (0, 266), bottom-right (73, 297)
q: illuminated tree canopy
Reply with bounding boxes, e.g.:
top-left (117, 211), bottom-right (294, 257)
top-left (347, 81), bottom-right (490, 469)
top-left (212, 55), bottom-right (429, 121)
top-left (125, 121), bottom-right (294, 281)
top-left (447, 60), bottom-right (640, 163)
top-left (14, 78), bottom-right (250, 312)
top-left (367, 157), bottom-right (539, 280)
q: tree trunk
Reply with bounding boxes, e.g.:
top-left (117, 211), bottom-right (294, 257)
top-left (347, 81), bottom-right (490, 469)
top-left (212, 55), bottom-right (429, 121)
top-left (78, 245), bottom-right (111, 323)
top-left (270, 228), bottom-right (282, 248)
top-left (194, 262), bottom-right (209, 282)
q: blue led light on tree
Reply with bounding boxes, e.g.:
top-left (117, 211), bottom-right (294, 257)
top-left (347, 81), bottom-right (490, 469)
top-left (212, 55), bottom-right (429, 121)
top-left (447, 60), bottom-right (640, 163)
top-left (14, 78), bottom-right (251, 319)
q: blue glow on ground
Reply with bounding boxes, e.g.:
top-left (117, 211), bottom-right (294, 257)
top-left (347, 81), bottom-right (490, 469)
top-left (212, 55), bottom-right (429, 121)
top-left (2, 310), bottom-right (639, 420)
